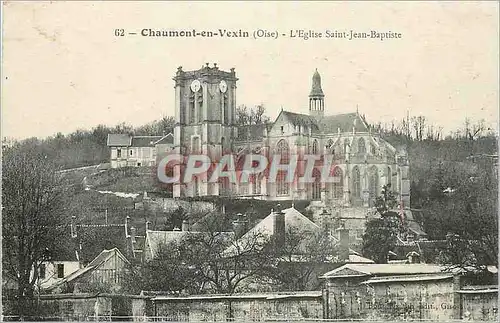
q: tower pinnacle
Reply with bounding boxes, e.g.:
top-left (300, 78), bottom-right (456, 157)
top-left (309, 69), bottom-right (325, 117)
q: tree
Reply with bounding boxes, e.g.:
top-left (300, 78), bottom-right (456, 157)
top-left (426, 163), bottom-right (498, 272)
top-left (125, 212), bottom-right (271, 295)
top-left (2, 141), bottom-right (68, 318)
top-left (235, 104), bottom-right (270, 125)
top-left (263, 226), bottom-right (338, 291)
top-left (362, 184), bottom-right (403, 263)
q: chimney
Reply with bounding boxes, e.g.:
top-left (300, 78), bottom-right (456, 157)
top-left (273, 209), bottom-right (286, 249)
top-left (182, 220), bottom-right (190, 232)
top-left (338, 222), bottom-right (350, 262)
top-left (71, 216), bottom-right (77, 238)
top-left (125, 216), bottom-right (131, 238)
top-left (146, 221), bottom-right (151, 231)
top-left (130, 227), bottom-right (137, 244)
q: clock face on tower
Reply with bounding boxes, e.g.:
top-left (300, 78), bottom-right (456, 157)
top-left (219, 80), bottom-right (227, 93)
top-left (190, 80), bottom-right (201, 92)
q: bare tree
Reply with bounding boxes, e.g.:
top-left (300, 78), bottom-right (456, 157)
top-left (2, 140), bottom-right (67, 318)
top-left (411, 116), bottom-right (426, 141)
top-left (263, 226), bottom-right (338, 291)
top-left (126, 212), bottom-right (272, 295)
top-left (236, 104), bottom-right (270, 125)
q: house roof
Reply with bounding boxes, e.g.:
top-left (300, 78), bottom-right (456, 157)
top-left (361, 273), bottom-right (453, 284)
top-left (131, 136), bottom-right (164, 147)
top-left (107, 134), bottom-right (132, 146)
top-left (154, 133), bottom-right (174, 145)
top-left (145, 230), bottom-right (235, 259)
top-left (43, 248), bottom-right (129, 290)
top-left (223, 207), bottom-right (323, 256)
top-left (87, 247), bottom-right (130, 268)
top-left (402, 209), bottom-right (428, 237)
top-left (241, 207), bottom-right (320, 239)
top-left (320, 263), bottom-right (447, 279)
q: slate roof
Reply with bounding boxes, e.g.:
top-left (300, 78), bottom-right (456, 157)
top-left (320, 263), bottom-right (447, 279)
top-left (155, 133), bottom-right (174, 145)
top-left (310, 69), bottom-right (324, 97)
top-left (44, 248), bottom-right (129, 290)
top-left (107, 134), bottom-right (132, 146)
top-left (281, 111), bottom-right (320, 132)
top-left (223, 207), bottom-right (323, 256)
top-left (74, 225), bottom-right (129, 264)
top-left (276, 111), bottom-right (370, 135)
top-left (145, 230), bottom-right (235, 259)
top-left (315, 112), bottom-right (369, 133)
top-left (361, 273), bottom-right (454, 284)
top-left (402, 209), bottom-right (428, 237)
top-left (242, 207), bottom-right (320, 238)
top-left (131, 136), bottom-right (163, 147)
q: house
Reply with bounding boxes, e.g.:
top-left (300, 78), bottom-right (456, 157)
top-left (224, 206), bottom-right (373, 264)
top-left (107, 133), bottom-right (174, 168)
top-left (44, 248), bottom-right (130, 293)
top-left (143, 228), bottom-right (235, 262)
top-left (37, 260), bottom-right (82, 291)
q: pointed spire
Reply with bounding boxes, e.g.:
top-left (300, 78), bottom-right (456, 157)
top-left (309, 69), bottom-right (324, 97)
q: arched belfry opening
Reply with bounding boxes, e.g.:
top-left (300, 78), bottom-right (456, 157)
top-left (309, 69), bottom-right (325, 117)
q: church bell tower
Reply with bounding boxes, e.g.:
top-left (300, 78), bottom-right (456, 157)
top-left (309, 69), bottom-right (325, 117)
top-left (172, 63), bottom-right (238, 198)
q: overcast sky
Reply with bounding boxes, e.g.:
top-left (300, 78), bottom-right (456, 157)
top-left (2, 1), bottom-right (498, 139)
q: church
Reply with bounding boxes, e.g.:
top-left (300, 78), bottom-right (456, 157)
top-left (107, 63), bottom-right (410, 211)
top-left (169, 63), bottom-right (410, 209)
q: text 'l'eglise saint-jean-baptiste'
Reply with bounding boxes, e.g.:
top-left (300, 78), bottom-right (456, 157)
top-left (107, 63), bottom-right (410, 210)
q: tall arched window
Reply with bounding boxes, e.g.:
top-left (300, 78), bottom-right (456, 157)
top-left (396, 168), bottom-right (401, 194)
top-left (386, 166), bottom-right (392, 189)
top-left (276, 139), bottom-right (290, 196)
top-left (312, 140), bottom-right (319, 155)
top-left (251, 173), bottom-right (261, 195)
top-left (332, 167), bottom-right (344, 199)
top-left (237, 156), bottom-right (248, 195)
top-left (358, 138), bottom-right (366, 155)
top-left (344, 139), bottom-right (350, 155)
top-left (312, 168), bottom-right (321, 200)
top-left (352, 166), bottom-right (361, 199)
top-left (219, 176), bottom-right (229, 196)
top-left (370, 143), bottom-right (376, 155)
top-left (368, 166), bottom-right (379, 206)
top-left (276, 171), bottom-right (289, 196)
top-left (276, 139), bottom-right (290, 164)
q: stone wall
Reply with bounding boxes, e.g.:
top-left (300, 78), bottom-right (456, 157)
top-left (460, 287), bottom-right (498, 321)
top-left (151, 293), bottom-right (323, 321)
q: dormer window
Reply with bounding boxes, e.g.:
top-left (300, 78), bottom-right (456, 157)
top-left (280, 126), bottom-right (284, 134)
